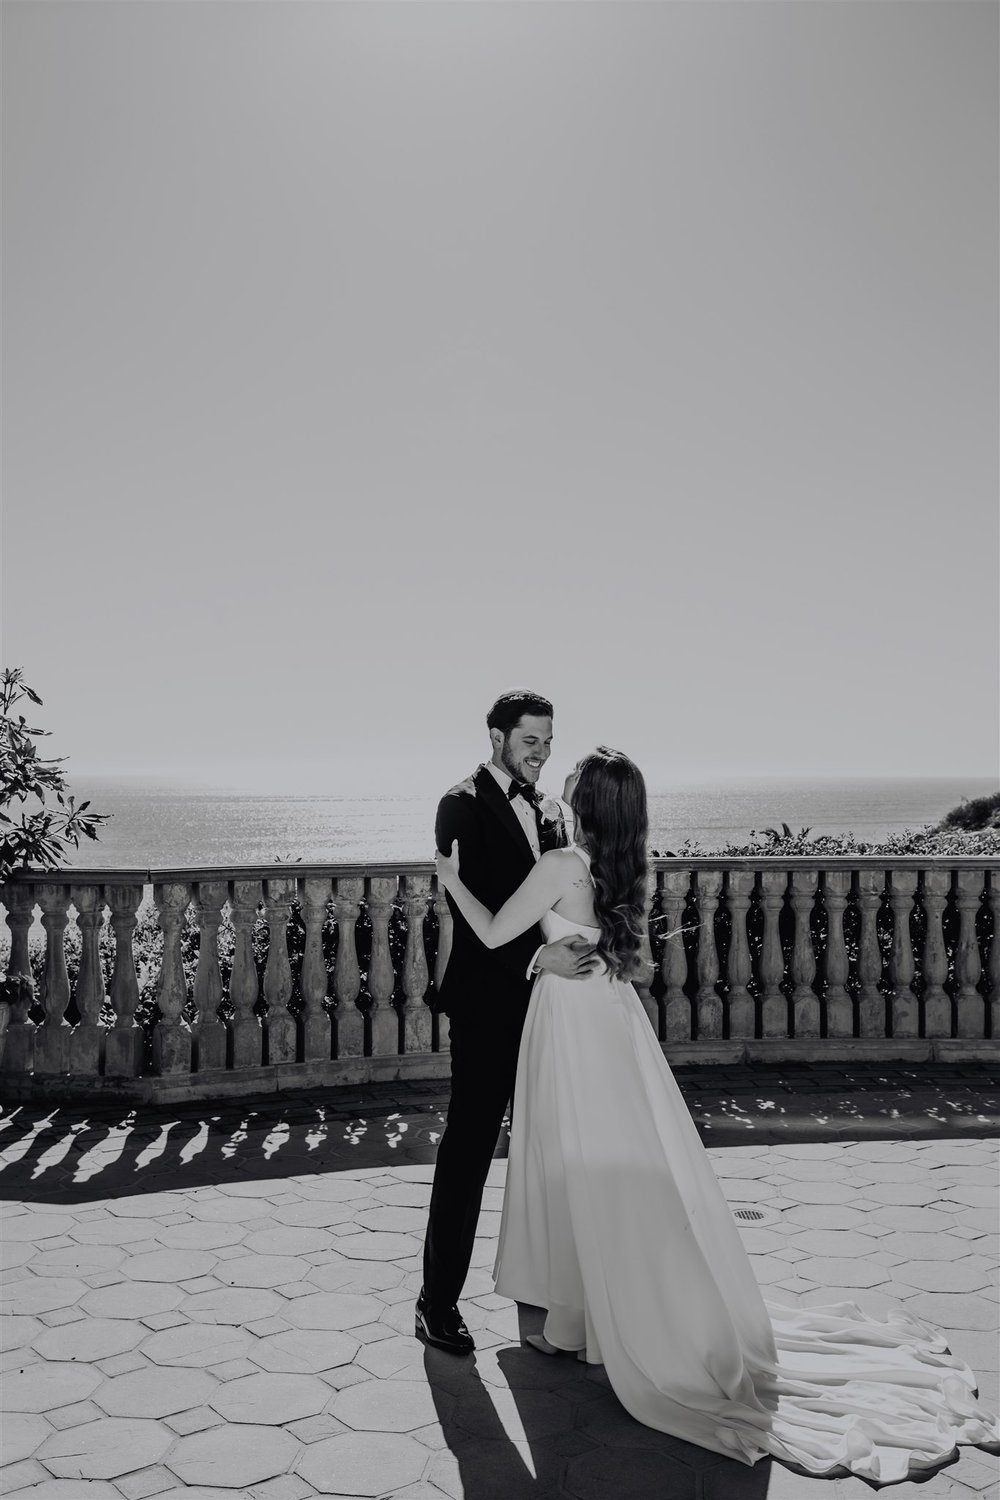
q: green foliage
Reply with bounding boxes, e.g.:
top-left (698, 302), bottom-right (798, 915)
top-left (937, 792), bottom-right (1000, 833)
top-left (0, 668), bottom-right (108, 881)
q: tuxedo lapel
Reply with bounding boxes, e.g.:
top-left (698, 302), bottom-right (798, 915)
top-left (473, 765), bottom-right (536, 866)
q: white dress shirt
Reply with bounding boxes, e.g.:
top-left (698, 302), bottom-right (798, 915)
top-left (485, 761), bottom-right (541, 860)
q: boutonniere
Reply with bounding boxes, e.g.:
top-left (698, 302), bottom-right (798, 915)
top-left (536, 795), bottom-right (566, 831)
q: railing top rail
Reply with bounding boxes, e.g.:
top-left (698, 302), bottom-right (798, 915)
top-left (2, 853), bottom-right (998, 888)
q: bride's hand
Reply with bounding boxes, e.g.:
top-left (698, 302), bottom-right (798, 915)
top-left (435, 840), bottom-right (460, 889)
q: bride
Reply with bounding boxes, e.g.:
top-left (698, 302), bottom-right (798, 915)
top-left (435, 745), bottom-right (998, 1485)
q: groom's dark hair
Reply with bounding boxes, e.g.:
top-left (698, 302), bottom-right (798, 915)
top-left (487, 690), bottom-right (554, 737)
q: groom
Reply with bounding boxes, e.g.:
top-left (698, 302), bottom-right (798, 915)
top-left (417, 689), bottom-right (599, 1355)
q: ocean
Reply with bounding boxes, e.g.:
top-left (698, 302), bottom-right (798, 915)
top-left (57, 775), bottom-right (997, 870)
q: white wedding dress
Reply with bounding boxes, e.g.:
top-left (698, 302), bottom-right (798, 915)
top-left (494, 849), bottom-right (998, 1484)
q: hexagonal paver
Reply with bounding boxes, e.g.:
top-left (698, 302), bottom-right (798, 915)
top-left (124, 1248), bottom-right (218, 1282)
top-left (0, 1212), bottom-right (78, 1241)
top-left (564, 1445), bottom-right (699, 1499)
top-left (209, 1371), bottom-right (331, 1424)
top-left (299, 1177), bottom-right (371, 1202)
top-left (1, 1241), bottom-right (39, 1271)
top-left (0, 1482), bottom-right (124, 1498)
top-left (296, 1431), bottom-right (427, 1495)
top-left (249, 1328), bottom-right (361, 1374)
top-left (283, 1292), bottom-right (384, 1331)
top-left (141, 1323), bottom-right (255, 1368)
top-left (355, 1334), bottom-right (430, 1380)
top-left (891, 1259), bottom-right (994, 1294)
top-left (184, 1287), bottom-right (284, 1324)
top-left (334, 1230), bottom-right (420, 1261)
top-left (371, 1182), bottom-right (433, 1207)
top-left (166, 1422), bottom-right (301, 1488)
top-left (31, 1245), bottom-right (126, 1279)
top-left (71, 1218), bottom-right (163, 1246)
top-left (904, 1293), bottom-right (1000, 1332)
top-left (37, 1416), bottom-right (173, 1479)
top-left (81, 1282), bottom-right (184, 1318)
top-left (107, 1193), bottom-right (190, 1218)
top-left (95, 1365), bottom-right (218, 1417)
top-left (4, 1410), bottom-right (51, 1463)
top-left (875, 1206), bottom-right (957, 1232)
top-left (215, 1254), bottom-right (308, 1288)
top-left (154, 1221), bottom-right (247, 1251)
top-left (244, 1226), bottom-right (333, 1255)
top-left (332, 1377), bottom-right (450, 1433)
top-left (33, 1317), bottom-right (145, 1362)
top-left (354, 1206), bottom-right (426, 1233)
top-left (1, 1277), bottom-right (88, 1317)
top-left (307, 1260), bottom-right (404, 1294)
top-left (271, 1201), bottom-right (359, 1229)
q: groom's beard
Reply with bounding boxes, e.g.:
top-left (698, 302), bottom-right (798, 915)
top-left (500, 741), bottom-right (543, 786)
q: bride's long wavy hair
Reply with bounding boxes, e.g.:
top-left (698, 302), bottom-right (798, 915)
top-left (570, 747), bottom-right (649, 980)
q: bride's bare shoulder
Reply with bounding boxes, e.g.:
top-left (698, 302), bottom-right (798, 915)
top-left (540, 848), bottom-right (592, 887)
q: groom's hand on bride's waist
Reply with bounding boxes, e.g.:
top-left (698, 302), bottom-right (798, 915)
top-left (533, 936), bottom-right (600, 980)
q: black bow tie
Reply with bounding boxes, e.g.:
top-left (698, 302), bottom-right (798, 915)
top-left (508, 781), bottom-right (539, 806)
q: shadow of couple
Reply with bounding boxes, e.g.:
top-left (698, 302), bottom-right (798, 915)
top-left (419, 1304), bottom-right (774, 1500)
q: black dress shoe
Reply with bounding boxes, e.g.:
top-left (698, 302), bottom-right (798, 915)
top-left (415, 1291), bottom-right (475, 1355)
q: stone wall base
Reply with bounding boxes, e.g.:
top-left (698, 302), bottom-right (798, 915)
top-left (0, 1038), bottom-right (996, 1106)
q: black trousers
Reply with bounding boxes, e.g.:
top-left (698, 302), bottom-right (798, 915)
top-left (421, 1003), bottom-right (526, 1309)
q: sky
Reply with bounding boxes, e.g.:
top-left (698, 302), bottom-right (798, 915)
top-left (2, 1), bottom-right (997, 797)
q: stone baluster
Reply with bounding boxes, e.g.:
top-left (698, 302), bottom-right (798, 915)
top-left (229, 881), bottom-right (263, 1068)
top-left (856, 870), bottom-right (886, 1037)
top-left (632, 872), bottom-right (660, 1032)
top-left (659, 869), bottom-right (692, 1043)
top-left (693, 870), bottom-right (723, 1039)
top-left (192, 881), bottom-right (228, 1072)
top-left (35, 883), bottom-right (72, 1073)
top-left (822, 870), bottom-right (853, 1037)
top-left (921, 870), bottom-right (951, 1037)
top-left (105, 884), bottom-right (143, 1076)
top-left (1, 883), bottom-right (37, 1074)
top-left (432, 881), bottom-right (453, 1053)
top-left (69, 885), bottom-right (106, 1074)
top-left (758, 872), bottom-right (788, 1038)
top-left (262, 878), bottom-right (297, 1064)
top-left (723, 871), bottom-right (754, 1039)
top-left (299, 878), bottom-right (332, 1061)
top-left (789, 870), bottom-right (819, 1037)
top-left (986, 873), bottom-right (1000, 1040)
top-left (366, 876), bottom-right (399, 1056)
top-left (333, 877), bottom-right (364, 1057)
top-left (954, 869), bottom-right (986, 1038)
top-left (887, 871), bottom-right (919, 1038)
top-left (400, 874), bottom-right (433, 1053)
top-left (152, 883), bottom-right (193, 1073)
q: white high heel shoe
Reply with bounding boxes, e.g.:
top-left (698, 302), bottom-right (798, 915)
top-left (525, 1332), bottom-right (588, 1362)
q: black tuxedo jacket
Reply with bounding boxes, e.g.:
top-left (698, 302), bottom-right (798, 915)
top-left (434, 764), bottom-right (566, 1020)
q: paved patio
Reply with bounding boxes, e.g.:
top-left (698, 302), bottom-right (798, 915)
top-left (1, 1062), bottom-right (997, 1500)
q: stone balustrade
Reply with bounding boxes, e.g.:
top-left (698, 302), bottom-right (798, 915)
top-left (0, 857), bottom-right (997, 1102)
